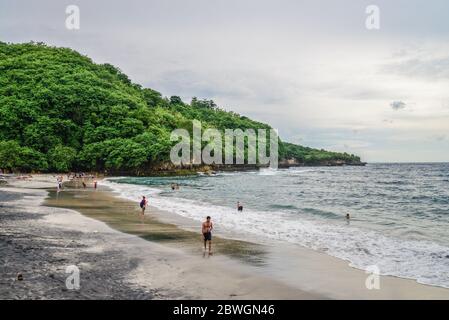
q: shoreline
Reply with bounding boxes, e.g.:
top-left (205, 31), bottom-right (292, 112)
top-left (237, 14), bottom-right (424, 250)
top-left (0, 158), bottom-right (367, 179)
top-left (2, 174), bottom-right (449, 299)
top-left (101, 174), bottom-right (449, 293)
top-left (97, 181), bottom-right (449, 299)
top-left (1, 175), bottom-right (320, 299)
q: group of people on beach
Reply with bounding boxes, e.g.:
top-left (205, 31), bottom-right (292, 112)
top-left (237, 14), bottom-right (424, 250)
top-left (139, 194), bottom-right (213, 253)
top-left (56, 173), bottom-right (98, 192)
top-left (137, 191), bottom-right (245, 254)
top-left (68, 172), bottom-right (95, 179)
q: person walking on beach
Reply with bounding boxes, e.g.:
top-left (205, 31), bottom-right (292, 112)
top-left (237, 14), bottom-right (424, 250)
top-left (202, 216), bottom-right (213, 253)
top-left (56, 176), bottom-right (63, 191)
top-left (140, 196), bottom-right (148, 216)
top-left (94, 180), bottom-right (98, 189)
top-left (237, 201), bottom-right (243, 212)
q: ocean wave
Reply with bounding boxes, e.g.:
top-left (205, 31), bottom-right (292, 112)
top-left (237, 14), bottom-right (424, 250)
top-left (376, 180), bottom-right (409, 186)
top-left (302, 207), bottom-right (342, 219)
top-left (258, 168), bottom-right (279, 176)
top-left (287, 168), bottom-right (319, 174)
top-left (102, 178), bottom-right (449, 289)
top-left (269, 204), bottom-right (298, 210)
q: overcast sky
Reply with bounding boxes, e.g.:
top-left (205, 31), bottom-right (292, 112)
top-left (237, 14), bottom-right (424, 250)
top-left (1, 0), bottom-right (449, 162)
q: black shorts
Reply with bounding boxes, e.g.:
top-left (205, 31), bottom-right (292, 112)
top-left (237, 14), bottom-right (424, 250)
top-left (203, 232), bottom-right (212, 241)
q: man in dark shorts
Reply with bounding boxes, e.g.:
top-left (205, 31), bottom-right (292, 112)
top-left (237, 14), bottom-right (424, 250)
top-left (237, 201), bottom-right (243, 212)
top-left (140, 196), bottom-right (148, 216)
top-left (202, 216), bottom-right (213, 253)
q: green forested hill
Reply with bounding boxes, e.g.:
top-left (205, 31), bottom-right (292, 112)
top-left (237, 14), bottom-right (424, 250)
top-left (0, 42), bottom-right (361, 173)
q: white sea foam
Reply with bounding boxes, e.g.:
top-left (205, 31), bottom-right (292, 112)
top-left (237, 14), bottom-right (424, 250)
top-left (258, 168), bottom-right (279, 175)
top-left (102, 178), bottom-right (449, 289)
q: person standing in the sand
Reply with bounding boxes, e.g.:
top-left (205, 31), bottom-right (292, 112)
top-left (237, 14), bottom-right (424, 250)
top-left (139, 196), bottom-right (148, 216)
top-left (57, 176), bottom-right (63, 191)
top-left (202, 216), bottom-right (213, 253)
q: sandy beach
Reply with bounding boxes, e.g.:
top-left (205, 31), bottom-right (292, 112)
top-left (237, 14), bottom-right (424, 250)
top-left (0, 175), bottom-right (318, 299)
top-left (2, 174), bottom-right (449, 300)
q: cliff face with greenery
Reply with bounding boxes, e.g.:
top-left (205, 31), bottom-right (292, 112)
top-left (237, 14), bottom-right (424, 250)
top-left (0, 42), bottom-right (362, 173)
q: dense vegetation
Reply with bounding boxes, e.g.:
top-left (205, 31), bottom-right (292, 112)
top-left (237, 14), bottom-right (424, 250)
top-left (0, 42), bottom-right (361, 173)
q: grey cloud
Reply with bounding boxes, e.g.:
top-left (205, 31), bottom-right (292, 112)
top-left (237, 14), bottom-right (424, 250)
top-left (390, 101), bottom-right (406, 111)
top-left (2, 0), bottom-right (449, 162)
top-left (147, 68), bottom-right (292, 107)
top-left (384, 57), bottom-right (449, 80)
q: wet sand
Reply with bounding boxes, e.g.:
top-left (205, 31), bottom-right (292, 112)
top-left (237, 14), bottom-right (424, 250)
top-left (1, 176), bottom-right (320, 299)
top-left (0, 188), bottom-right (155, 299)
top-left (46, 186), bottom-right (267, 266)
top-left (47, 182), bottom-right (449, 299)
top-left (3, 174), bottom-right (449, 299)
